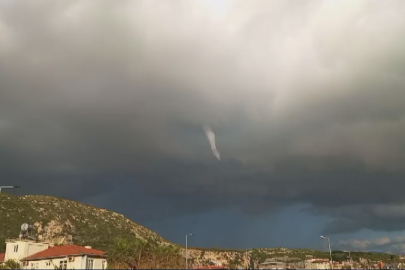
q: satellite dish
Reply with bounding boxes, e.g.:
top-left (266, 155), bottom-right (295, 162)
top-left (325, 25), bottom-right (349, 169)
top-left (21, 223), bottom-right (29, 232)
top-left (20, 223), bottom-right (35, 240)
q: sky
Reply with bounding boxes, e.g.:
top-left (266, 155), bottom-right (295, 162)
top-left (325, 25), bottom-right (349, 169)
top-left (1, 0), bottom-right (405, 253)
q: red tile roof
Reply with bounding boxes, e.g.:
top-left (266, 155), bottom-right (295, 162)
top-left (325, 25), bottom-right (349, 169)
top-left (0, 253), bottom-right (5, 263)
top-left (22, 245), bottom-right (105, 261)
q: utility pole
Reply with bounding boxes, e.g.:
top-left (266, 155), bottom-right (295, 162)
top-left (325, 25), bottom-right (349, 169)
top-left (186, 233), bottom-right (194, 269)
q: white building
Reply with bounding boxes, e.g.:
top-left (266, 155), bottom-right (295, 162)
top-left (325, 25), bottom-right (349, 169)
top-left (2, 238), bottom-right (107, 269)
top-left (258, 261), bottom-right (287, 269)
top-left (4, 239), bottom-right (49, 262)
top-left (304, 258), bottom-right (331, 269)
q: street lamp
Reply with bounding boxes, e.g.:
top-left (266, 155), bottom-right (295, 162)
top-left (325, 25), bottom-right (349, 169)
top-left (320, 236), bottom-right (333, 269)
top-left (0, 186), bottom-right (21, 193)
top-left (186, 233), bottom-right (194, 269)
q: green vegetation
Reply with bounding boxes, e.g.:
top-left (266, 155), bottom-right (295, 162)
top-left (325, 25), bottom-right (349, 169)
top-left (0, 260), bottom-right (21, 269)
top-left (336, 251), bottom-right (399, 263)
top-left (192, 246), bottom-right (245, 253)
top-left (0, 193), bottom-right (170, 253)
top-left (251, 249), bottom-right (268, 264)
top-left (246, 247), bottom-right (399, 265)
top-left (107, 236), bottom-right (185, 269)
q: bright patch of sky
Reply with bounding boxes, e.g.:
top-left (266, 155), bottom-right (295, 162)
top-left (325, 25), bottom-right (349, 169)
top-left (202, 0), bottom-right (231, 17)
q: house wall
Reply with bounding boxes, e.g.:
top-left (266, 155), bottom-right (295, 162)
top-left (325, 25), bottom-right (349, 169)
top-left (94, 257), bottom-right (107, 269)
top-left (25, 243), bottom-right (50, 260)
top-left (25, 259), bottom-right (56, 269)
top-left (4, 240), bottom-right (49, 262)
top-left (23, 256), bottom-right (107, 269)
top-left (304, 262), bottom-right (330, 269)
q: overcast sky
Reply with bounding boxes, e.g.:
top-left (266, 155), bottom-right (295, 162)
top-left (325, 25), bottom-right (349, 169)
top-left (1, 0), bottom-right (405, 253)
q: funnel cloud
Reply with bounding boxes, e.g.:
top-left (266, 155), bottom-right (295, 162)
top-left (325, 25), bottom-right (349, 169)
top-left (203, 126), bottom-right (221, 161)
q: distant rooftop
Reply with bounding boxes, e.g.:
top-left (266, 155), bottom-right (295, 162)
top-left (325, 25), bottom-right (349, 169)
top-left (22, 245), bottom-right (106, 261)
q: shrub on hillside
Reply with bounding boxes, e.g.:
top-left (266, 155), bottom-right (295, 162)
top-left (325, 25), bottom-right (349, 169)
top-left (107, 237), bottom-right (185, 269)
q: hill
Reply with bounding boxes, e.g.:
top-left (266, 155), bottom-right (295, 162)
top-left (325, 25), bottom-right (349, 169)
top-left (0, 193), bottom-right (170, 252)
top-left (185, 247), bottom-right (401, 268)
top-left (0, 193), bottom-right (401, 268)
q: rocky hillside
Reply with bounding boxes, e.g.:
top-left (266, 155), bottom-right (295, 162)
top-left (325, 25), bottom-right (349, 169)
top-left (0, 193), bottom-right (170, 252)
top-left (185, 247), bottom-right (400, 268)
top-left (0, 193), bottom-right (400, 268)
top-left (185, 247), bottom-right (320, 268)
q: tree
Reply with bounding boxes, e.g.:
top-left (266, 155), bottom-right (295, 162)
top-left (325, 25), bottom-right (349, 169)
top-left (107, 237), bottom-right (186, 269)
top-left (0, 260), bottom-right (22, 269)
top-left (107, 237), bottom-right (147, 268)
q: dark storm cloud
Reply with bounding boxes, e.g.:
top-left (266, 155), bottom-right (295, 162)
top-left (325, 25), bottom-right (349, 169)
top-left (338, 236), bottom-right (405, 254)
top-left (1, 0), bottom-right (405, 236)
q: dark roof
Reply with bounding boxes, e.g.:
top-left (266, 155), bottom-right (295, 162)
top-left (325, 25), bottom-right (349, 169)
top-left (22, 245), bottom-right (105, 261)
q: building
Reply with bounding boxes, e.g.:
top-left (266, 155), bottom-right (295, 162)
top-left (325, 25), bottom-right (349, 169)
top-left (0, 252), bottom-right (4, 265)
top-left (258, 261), bottom-right (287, 269)
top-left (4, 238), bottom-right (49, 262)
top-left (304, 258), bottom-right (330, 269)
top-left (3, 238), bottom-right (107, 269)
top-left (21, 245), bottom-right (107, 269)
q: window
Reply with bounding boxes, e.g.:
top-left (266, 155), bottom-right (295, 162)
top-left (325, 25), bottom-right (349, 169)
top-left (13, 245), bottom-right (18, 252)
top-left (59, 260), bottom-right (67, 270)
top-left (102, 260), bottom-right (107, 270)
top-left (86, 258), bottom-right (94, 269)
top-left (46, 262), bottom-right (50, 266)
top-left (30, 262), bottom-right (39, 269)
